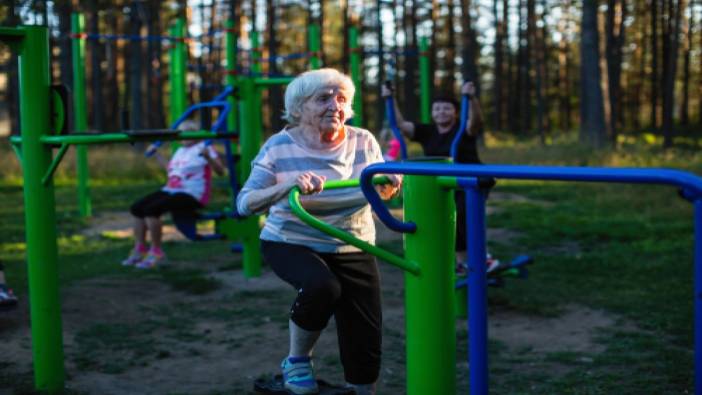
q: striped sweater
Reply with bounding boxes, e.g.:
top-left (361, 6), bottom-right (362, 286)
top-left (236, 125), bottom-right (384, 253)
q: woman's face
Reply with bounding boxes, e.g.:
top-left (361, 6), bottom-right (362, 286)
top-left (431, 101), bottom-right (457, 125)
top-left (299, 87), bottom-right (349, 132)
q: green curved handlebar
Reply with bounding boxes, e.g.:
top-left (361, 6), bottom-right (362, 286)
top-left (288, 177), bottom-right (421, 275)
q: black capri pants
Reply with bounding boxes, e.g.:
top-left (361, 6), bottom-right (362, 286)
top-left (261, 240), bottom-right (382, 385)
top-left (130, 190), bottom-right (202, 219)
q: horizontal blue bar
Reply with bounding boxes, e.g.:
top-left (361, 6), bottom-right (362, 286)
top-left (360, 162), bottom-right (702, 233)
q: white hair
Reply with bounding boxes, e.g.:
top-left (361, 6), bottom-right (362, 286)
top-left (177, 119), bottom-right (200, 131)
top-left (282, 68), bottom-right (355, 125)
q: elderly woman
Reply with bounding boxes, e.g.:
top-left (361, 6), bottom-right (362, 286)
top-left (236, 69), bottom-right (398, 395)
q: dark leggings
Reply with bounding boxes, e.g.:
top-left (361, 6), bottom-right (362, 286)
top-left (130, 190), bottom-right (202, 218)
top-left (261, 240), bottom-right (382, 385)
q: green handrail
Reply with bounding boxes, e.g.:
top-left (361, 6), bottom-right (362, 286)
top-left (253, 77), bottom-right (294, 87)
top-left (8, 130), bottom-right (227, 146)
top-left (288, 177), bottom-right (420, 275)
top-left (41, 143), bottom-right (69, 185)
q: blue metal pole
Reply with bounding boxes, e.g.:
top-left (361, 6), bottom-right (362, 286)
top-left (450, 94), bottom-right (470, 161)
top-left (462, 178), bottom-right (489, 395)
top-left (695, 199), bottom-right (702, 395)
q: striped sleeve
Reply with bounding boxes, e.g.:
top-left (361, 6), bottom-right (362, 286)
top-left (236, 143), bottom-right (277, 216)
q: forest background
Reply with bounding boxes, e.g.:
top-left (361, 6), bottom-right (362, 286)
top-left (0, 0), bottom-right (701, 149)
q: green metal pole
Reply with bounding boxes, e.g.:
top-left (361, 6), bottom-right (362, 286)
top-left (225, 19), bottom-right (241, 207)
top-left (17, 26), bottom-right (66, 393)
top-left (419, 36), bottom-right (431, 124)
top-left (72, 13), bottom-right (91, 217)
top-left (170, 17), bottom-right (187, 127)
top-left (308, 24), bottom-right (321, 69)
top-left (403, 166), bottom-right (456, 395)
top-left (349, 26), bottom-right (363, 127)
top-left (238, 30), bottom-right (263, 277)
top-left (251, 31), bottom-right (261, 74)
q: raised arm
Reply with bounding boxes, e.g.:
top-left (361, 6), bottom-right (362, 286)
top-left (461, 81), bottom-right (484, 136)
top-left (200, 147), bottom-right (226, 176)
top-left (381, 84), bottom-right (416, 139)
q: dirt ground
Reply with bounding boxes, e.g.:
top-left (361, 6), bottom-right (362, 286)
top-left (1, 203), bottom-right (626, 395)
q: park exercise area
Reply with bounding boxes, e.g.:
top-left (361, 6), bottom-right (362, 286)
top-left (2, 11), bottom-right (702, 395)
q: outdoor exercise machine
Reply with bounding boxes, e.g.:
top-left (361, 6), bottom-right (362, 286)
top-left (68, 13), bottom-right (323, 219)
top-left (383, 80), bottom-right (533, 293)
top-left (0, 22), bottom-right (318, 392)
top-left (289, 159), bottom-right (702, 395)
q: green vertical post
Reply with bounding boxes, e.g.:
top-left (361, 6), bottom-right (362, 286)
top-left (250, 31), bottom-right (261, 74)
top-left (308, 24), bottom-right (321, 69)
top-left (169, 17), bottom-right (187, 126)
top-left (349, 26), bottom-right (363, 127)
top-left (72, 13), bottom-right (91, 217)
top-left (419, 36), bottom-right (431, 123)
top-left (238, 34), bottom-right (263, 277)
top-left (16, 26), bottom-right (66, 393)
top-left (403, 164), bottom-right (456, 395)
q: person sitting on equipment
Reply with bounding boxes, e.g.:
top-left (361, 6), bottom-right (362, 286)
top-left (121, 119), bottom-right (226, 269)
top-left (0, 262), bottom-right (18, 311)
top-left (237, 68), bottom-right (400, 395)
top-left (381, 81), bottom-right (500, 273)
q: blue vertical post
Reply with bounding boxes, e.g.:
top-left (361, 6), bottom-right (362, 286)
top-left (695, 199), bottom-right (702, 395)
top-left (463, 178), bottom-right (489, 395)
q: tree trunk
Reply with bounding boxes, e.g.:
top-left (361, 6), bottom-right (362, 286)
top-left (535, 0), bottom-right (549, 144)
top-left (128, 1), bottom-right (143, 129)
top-left (605, 0), bottom-right (626, 144)
top-left (267, 0), bottom-right (284, 132)
top-left (557, 0), bottom-right (571, 131)
top-left (679, 0), bottom-right (693, 126)
top-left (89, 0), bottom-right (104, 132)
top-left (492, 0), bottom-right (506, 131)
top-left (579, 0), bottom-right (607, 148)
top-left (104, 9), bottom-right (120, 132)
top-left (402, 0), bottom-right (418, 121)
top-left (661, 0), bottom-right (684, 148)
top-left (650, 0), bottom-right (659, 129)
top-left (146, 1), bottom-right (165, 129)
top-left (460, 0), bottom-right (479, 93)
top-left (55, 2), bottom-right (73, 88)
top-left (445, 0), bottom-right (456, 90)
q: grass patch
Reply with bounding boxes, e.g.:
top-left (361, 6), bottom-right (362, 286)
top-left (2, 137), bottom-right (701, 393)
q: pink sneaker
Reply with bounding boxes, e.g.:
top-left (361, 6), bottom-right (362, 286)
top-left (121, 249), bottom-right (147, 266)
top-left (135, 253), bottom-right (166, 269)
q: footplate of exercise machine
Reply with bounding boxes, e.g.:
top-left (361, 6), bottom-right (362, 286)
top-left (253, 374), bottom-right (355, 395)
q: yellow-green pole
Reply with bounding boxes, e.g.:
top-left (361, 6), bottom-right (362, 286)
top-left (170, 17), bottom-right (187, 126)
top-left (12, 25), bottom-right (66, 393)
top-left (71, 13), bottom-right (91, 217)
top-left (308, 24), bottom-right (321, 69)
top-left (403, 168), bottom-right (456, 395)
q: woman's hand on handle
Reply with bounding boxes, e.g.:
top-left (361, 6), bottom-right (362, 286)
top-left (376, 174), bottom-right (402, 200)
top-left (296, 172), bottom-right (327, 194)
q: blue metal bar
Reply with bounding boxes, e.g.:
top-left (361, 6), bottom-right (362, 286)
top-left (449, 94), bottom-right (470, 161)
top-left (361, 163), bottom-right (702, 234)
top-left (211, 86), bottom-right (235, 102)
top-left (460, 177), bottom-right (489, 395)
top-left (359, 161), bottom-right (702, 395)
top-left (384, 96), bottom-right (408, 159)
